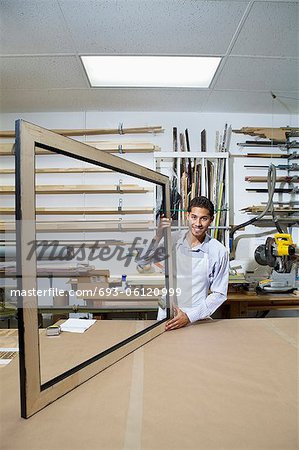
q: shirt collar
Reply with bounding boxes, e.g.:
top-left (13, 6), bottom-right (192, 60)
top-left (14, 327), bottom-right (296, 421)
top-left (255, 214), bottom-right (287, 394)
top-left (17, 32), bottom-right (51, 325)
top-left (177, 231), bottom-right (211, 252)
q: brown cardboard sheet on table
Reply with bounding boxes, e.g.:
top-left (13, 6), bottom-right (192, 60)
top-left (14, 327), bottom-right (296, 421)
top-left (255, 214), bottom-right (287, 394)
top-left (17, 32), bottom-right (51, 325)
top-left (0, 318), bottom-right (298, 450)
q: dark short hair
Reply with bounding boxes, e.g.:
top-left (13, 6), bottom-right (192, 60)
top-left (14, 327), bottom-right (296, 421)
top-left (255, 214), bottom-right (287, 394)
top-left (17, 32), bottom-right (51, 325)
top-left (187, 196), bottom-right (214, 217)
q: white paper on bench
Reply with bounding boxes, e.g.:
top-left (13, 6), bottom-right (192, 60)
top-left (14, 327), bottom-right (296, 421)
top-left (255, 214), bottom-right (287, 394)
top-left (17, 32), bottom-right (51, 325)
top-left (60, 318), bottom-right (96, 333)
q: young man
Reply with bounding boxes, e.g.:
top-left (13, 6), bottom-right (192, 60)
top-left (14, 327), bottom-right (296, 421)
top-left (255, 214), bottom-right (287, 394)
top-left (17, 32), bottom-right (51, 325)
top-left (137, 196), bottom-right (229, 331)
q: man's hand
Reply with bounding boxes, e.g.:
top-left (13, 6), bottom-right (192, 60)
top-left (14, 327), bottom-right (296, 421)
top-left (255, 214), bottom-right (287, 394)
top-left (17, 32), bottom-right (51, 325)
top-left (165, 307), bottom-right (190, 331)
top-left (156, 215), bottom-right (172, 241)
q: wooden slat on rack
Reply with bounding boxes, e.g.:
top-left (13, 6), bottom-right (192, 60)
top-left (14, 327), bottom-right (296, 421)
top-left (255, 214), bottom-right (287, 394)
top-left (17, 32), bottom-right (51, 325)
top-left (232, 127), bottom-right (299, 142)
top-left (0, 220), bottom-right (154, 232)
top-left (0, 185), bottom-right (153, 195)
top-left (245, 176), bottom-right (299, 182)
top-left (241, 205), bottom-right (299, 213)
top-left (0, 142), bottom-right (160, 155)
top-left (0, 167), bottom-right (111, 174)
top-left (1, 207), bottom-right (154, 215)
top-left (85, 142), bottom-right (160, 153)
top-left (0, 125), bottom-right (164, 138)
top-left (244, 153), bottom-right (289, 158)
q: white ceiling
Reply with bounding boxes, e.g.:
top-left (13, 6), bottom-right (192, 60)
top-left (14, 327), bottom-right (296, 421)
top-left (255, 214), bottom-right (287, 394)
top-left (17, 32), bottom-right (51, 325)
top-left (0, 0), bottom-right (298, 114)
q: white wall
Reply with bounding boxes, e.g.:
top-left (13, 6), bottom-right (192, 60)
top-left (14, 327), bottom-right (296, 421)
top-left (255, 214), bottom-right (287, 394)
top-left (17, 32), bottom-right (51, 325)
top-left (1, 110), bottom-right (298, 276)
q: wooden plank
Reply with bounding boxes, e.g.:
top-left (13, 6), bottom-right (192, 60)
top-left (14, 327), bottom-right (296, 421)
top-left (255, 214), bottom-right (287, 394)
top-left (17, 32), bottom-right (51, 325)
top-left (0, 125), bottom-right (164, 138)
top-left (1, 207), bottom-right (154, 215)
top-left (2, 240), bottom-right (131, 247)
top-left (246, 188), bottom-right (297, 193)
top-left (0, 143), bottom-right (17, 155)
top-left (0, 142), bottom-right (160, 156)
top-left (85, 141), bottom-right (160, 153)
top-left (245, 176), bottom-right (299, 183)
top-left (241, 205), bottom-right (299, 213)
top-left (0, 185), bottom-right (153, 195)
top-left (0, 167), bottom-right (111, 174)
top-left (232, 127), bottom-right (299, 142)
top-left (237, 141), bottom-right (297, 148)
top-left (245, 153), bottom-right (288, 158)
top-left (0, 220), bottom-right (154, 232)
top-left (253, 218), bottom-right (299, 225)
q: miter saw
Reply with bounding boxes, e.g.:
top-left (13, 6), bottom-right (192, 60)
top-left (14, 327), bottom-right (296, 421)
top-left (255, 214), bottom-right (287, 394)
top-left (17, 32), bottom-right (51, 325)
top-left (254, 233), bottom-right (299, 292)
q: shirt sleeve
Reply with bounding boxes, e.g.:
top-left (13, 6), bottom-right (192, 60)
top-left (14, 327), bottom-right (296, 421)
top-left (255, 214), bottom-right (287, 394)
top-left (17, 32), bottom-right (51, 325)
top-left (186, 249), bottom-right (229, 323)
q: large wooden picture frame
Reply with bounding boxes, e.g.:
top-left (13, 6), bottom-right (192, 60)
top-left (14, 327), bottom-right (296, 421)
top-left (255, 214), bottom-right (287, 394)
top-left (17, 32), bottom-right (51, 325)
top-left (15, 120), bottom-right (174, 418)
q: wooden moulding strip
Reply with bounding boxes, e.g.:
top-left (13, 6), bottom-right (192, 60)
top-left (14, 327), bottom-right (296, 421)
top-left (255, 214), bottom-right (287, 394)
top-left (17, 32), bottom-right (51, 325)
top-left (245, 153), bottom-right (289, 158)
top-left (0, 125), bottom-right (164, 138)
top-left (0, 185), bottom-right (154, 195)
top-left (232, 127), bottom-right (299, 142)
top-left (252, 218), bottom-right (299, 224)
top-left (1, 207), bottom-right (154, 215)
top-left (241, 206), bottom-right (299, 213)
top-left (237, 142), bottom-right (294, 148)
top-left (2, 241), bottom-right (131, 247)
top-left (0, 143), bottom-right (16, 155)
top-left (246, 188), bottom-right (297, 193)
top-left (0, 167), bottom-right (111, 174)
top-left (245, 176), bottom-right (299, 182)
top-left (85, 141), bottom-right (160, 153)
top-left (0, 220), bottom-right (154, 232)
top-left (0, 142), bottom-right (160, 155)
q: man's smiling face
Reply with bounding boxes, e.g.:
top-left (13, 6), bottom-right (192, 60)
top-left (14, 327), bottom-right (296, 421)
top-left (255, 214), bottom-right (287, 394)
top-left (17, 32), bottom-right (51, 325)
top-left (187, 206), bottom-right (214, 241)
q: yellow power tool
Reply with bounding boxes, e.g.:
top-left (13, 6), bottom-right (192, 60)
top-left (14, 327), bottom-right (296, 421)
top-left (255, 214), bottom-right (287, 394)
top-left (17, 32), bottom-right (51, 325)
top-left (254, 233), bottom-right (298, 292)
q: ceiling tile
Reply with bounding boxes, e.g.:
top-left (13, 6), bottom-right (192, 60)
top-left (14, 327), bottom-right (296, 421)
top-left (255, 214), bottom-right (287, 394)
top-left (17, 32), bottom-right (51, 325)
top-left (1, 87), bottom-right (297, 114)
top-left (0, 56), bottom-right (88, 89)
top-left (0, 1), bottom-right (75, 54)
top-left (231, 1), bottom-right (299, 57)
top-left (59, 0), bottom-right (247, 55)
top-left (214, 56), bottom-right (298, 91)
top-left (269, 90), bottom-right (299, 113)
top-left (0, 0), bottom-right (298, 114)
top-left (0, 88), bottom-right (210, 112)
top-left (206, 90), bottom-right (299, 113)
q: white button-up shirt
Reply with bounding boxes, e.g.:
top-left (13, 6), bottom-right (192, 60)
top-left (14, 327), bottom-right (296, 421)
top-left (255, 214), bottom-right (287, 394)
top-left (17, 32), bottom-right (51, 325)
top-left (138, 231), bottom-right (229, 322)
top-left (174, 231), bottom-right (229, 322)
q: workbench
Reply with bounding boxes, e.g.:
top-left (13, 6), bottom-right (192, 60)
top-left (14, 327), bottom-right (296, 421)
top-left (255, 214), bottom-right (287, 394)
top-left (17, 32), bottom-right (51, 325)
top-left (3, 266), bottom-right (299, 322)
top-left (225, 292), bottom-right (299, 318)
top-left (0, 318), bottom-right (298, 450)
top-left (2, 292), bottom-right (299, 329)
top-left (37, 292), bottom-right (299, 324)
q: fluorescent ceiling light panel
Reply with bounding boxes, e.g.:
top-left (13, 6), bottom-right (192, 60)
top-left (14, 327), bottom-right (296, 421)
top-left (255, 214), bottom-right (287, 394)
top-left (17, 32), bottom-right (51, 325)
top-left (81, 56), bottom-right (221, 88)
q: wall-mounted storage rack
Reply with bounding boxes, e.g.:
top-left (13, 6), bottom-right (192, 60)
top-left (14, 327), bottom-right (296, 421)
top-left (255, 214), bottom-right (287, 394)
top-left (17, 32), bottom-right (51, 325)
top-left (154, 152), bottom-right (230, 248)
